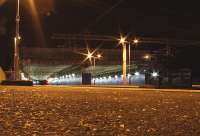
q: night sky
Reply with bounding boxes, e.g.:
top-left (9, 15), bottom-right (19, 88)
top-left (0, 0), bottom-right (200, 78)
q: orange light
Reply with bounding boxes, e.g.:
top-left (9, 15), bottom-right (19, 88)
top-left (133, 39), bottom-right (139, 44)
top-left (144, 55), bottom-right (151, 60)
top-left (26, 0), bottom-right (46, 46)
top-left (97, 54), bottom-right (102, 59)
top-left (87, 53), bottom-right (92, 59)
top-left (119, 36), bottom-right (127, 45)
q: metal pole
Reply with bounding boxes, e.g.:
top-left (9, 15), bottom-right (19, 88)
top-left (14, 0), bottom-right (20, 80)
top-left (128, 42), bottom-right (131, 84)
top-left (122, 44), bottom-right (127, 84)
top-left (93, 58), bottom-right (96, 85)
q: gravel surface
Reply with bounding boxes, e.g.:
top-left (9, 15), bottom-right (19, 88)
top-left (0, 86), bottom-right (200, 136)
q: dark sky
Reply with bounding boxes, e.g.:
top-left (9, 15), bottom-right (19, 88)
top-left (0, 0), bottom-right (200, 77)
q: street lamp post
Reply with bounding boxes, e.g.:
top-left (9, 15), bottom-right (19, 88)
top-left (128, 38), bottom-right (139, 84)
top-left (119, 37), bottom-right (127, 84)
top-left (93, 54), bottom-right (101, 85)
top-left (119, 36), bottom-right (139, 85)
top-left (122, 42), bottom-right (127, 84)
top-left (14, 0), bottom-right (21, 80)
top-left (93, 57), bottom-right (96, 85)
top-left (128, 42), bottom-right (131, 83)
top-left (87, 52), bottom-right (102, 85)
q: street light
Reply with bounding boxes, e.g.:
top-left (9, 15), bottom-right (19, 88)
top-left (87, 52), bottom-right (92, 59)
top-left (93, 53), bottom-right (102, 85)
top-left (128, 38), bottom-right (139, 84)
top-left (97, 54), bottom-right (102, 59)
top-left (119, 36), bottom-right (127, 84)
top-left (133, 39), bottom-right (139, 44)
top-left (144, 54), bottom-right (151, 60)
top-left (119, 36), bottom-right (139, 85)
top-left (152, 72), bottom-right (158, 77)
top-left (14, 0), bottom-right (21, 80)
top-left (86, 51), bottom-right (102, 85)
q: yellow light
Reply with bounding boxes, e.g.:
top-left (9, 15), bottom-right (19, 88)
top-left (133, 39), bottom-right (139, 44)
top-left (26, 0), bottom-right (46, 46)
top-left (97, 54), bottom-right (102, 59)
top-left (144, 55), bottom-right (150, 59)
top-left (87, 53), bottom-right (92, 59)
top-left (119, 37), bottom-right (126, 45)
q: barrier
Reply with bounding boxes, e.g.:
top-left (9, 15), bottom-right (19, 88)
top-left (1, 80), bottom-right (33, 86)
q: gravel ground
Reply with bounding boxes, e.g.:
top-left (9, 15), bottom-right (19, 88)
top-left (0, 86), bottom-right (200, 136)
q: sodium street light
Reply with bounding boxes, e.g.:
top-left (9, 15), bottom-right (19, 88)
top-left (97, 54), bottom-right (102, 59)
top-left (144, 54), bottom-right (151, 60)
top-left (87, 52), bottom-right (92, 59)
top-left (133, 39), bottom-right (139, 44)
top-left (119, 36), bottom-right (127, 45)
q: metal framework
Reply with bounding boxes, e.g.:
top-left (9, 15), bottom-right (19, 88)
top-left (14, 0), bottom-right (21, 80)
top-left (51, 33), bottom-right (200, 84)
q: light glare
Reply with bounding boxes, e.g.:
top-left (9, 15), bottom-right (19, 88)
top-left (119, 37), bottom-right (126, 44)
top-left (133, 39), bottom-right (139, 44)
top-left (152, 72), bottom-right (158, 77)
top-left (134, 72), bottom-right (140, 76)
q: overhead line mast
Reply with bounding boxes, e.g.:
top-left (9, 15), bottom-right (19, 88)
top-left (14, 0), bottom-right (21, 80)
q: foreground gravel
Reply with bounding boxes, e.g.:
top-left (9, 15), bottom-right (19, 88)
top-left (0, 86), bottom-right (200, 136)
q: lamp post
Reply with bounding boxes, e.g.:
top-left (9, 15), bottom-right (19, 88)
top-left (93, 54), bottom-right (101, 85)
top-left (87, 53), bottom-right (102, 85)
top-left (128, 38), bottom-right (139, 84)
top-left (14, 0), bottom-right (21, 80)
top-left (119, 37), bottom-right (127, 84)
top-left (143, 54), bottom-right (152, 84)
top-left (119, 36), bottom-right (139, 85)
top-left (128, 42), bottom-right (131, 82)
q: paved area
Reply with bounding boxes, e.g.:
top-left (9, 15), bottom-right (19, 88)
top-left (0, 85), bottom-right (200, 136)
